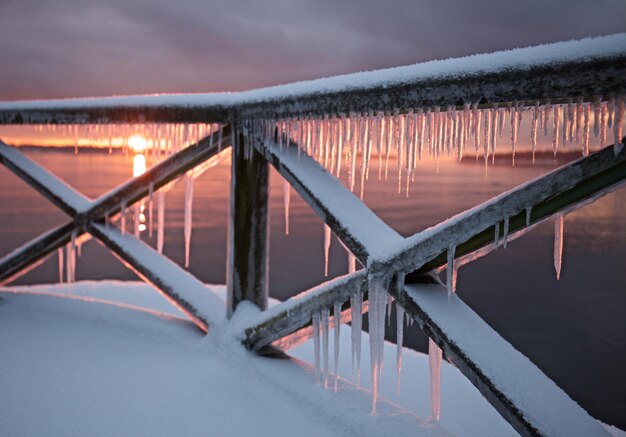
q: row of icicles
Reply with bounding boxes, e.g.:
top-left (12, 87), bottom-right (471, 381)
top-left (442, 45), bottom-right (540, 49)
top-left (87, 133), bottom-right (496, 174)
top-left (245, 95), bottom-right (624, 200)
top-left (53, 123), bottom-right (225, 284)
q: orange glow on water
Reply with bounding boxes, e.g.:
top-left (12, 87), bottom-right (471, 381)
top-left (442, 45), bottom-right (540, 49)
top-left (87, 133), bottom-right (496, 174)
top-left (128, 134), bottom-right (148, 153)
top-left (132, 153), bottom-right (146, 177)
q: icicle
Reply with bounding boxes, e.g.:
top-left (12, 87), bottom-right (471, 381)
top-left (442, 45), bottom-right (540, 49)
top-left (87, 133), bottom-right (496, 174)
top-left (283, 179), bottom-right (291, 235)
top-left (57, 247), bottom-right (64, 284)
top-left (564, 101), bottom-right (572, 145)
top-left (446, 245), bottom-right (456, 296)
top-left (333, 302), bottom-right (341, 393)
top-left (494, 222), bottom-right (500, 250)
top-left (531, 102), bottom-right (539, 163)
top-left (593, 97), bottom-right (601, 138)
top-left (490, 105), bottom-right (498, 164)
top-left (483, 109), bottom-right (490, 174)
top-left (543, 102), bottom-right (551, 137)
top-left (600, 101), bottom-right (608, 147)
top-left (120, 201), bottom-right (127, 235)
top-left (510, 104), bottom-right (518, 165)
top-left (322, 308), bottom-right (330, 389)
top-left (499, 106), bottom-right (507, 138)
top-left (526, 206), bottom-right (532, 227)
top-left (552, 105), bottom-right (561, 156)
top-left (387, 295), bottom-right (393, 325)
top-left (582, 103), bottom-right (590, 157)
top-left (350, 290), bottom-right (362, 384)
top-left (157, 191), bottom-right (165, 254)
top-left (133, 204), bottom-right (140, 239)
top-left (148, 183), bottom-right (154, 237)
top-left (350, 116), bottom-right (359, 191)
top-left (396, 302), bottom-right (404, 394)
top-left (385, 113), bottom-right (394, 180)
top-left (575, 98), bottom-right (583, 144)
top-left (324, 224), bottom-right (331, 277)
top-left (184, 173), bottom-right (194, 268)
top-left (503, 216), bottom-right (510, 249)
top-left (66, 230), bottom-right (77, 283)
top-left (554, 214), bottom-right (564, 280)
top-left (312, 312), bottom-right (321, 383)
top-left (428, 338), bottom-right (442, 421)
top-left (614, 96), bottom-right (624, 156)
top-left (367, 276), bottom-right (387, 415)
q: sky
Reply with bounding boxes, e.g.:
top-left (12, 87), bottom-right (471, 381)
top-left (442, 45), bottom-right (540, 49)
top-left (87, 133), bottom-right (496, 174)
top-left (0, 0), bottom-right (625, 100)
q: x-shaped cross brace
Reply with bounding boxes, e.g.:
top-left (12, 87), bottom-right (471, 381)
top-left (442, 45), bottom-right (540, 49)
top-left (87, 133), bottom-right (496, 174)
top-left (0, 125), bottom-right (232, 331)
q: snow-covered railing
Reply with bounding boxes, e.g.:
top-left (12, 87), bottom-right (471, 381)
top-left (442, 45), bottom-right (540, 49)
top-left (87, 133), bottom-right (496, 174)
top-left (1, 33), bottom-right (625, 437)
top-left (0, 34), bottom-right (625, 125)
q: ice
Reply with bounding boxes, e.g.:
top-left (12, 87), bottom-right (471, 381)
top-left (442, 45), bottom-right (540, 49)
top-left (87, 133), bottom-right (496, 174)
top-left (526, 206), bottom-right (532, 227)
top-left (483, 109), bottom-right (490, 173)
top-left (350, 290), bottom-right (362, 384)
top-left (493, 222), bottom-right (500, 250)
top-left (510, 105), bottom-right (518, 165)
top-left (367, 276), bottom-right (387, 414)
top-left (360, 115), bottom-right (370, 199)
top-left (490, 105), bottom-right (498, 165)
top-left (614, 95), bottom-right (624, 156)
top-left (57, 247), bottom-right (64, 284)
top-left (184, 173), bottom-right (194, 268)
top-left (543, 102), bottom-right (551, 137)
top-left (531, 103), bottom-right (539, 162)
top-left (157, 191), bottom-right (165, 254)
top-left (120, 201), bottom-right (127, 235)
top-left (600, 101), bottom-right (608, 148)
top-left (446, 245), bottom-right (456, 297)
top-left (593, 98), bottom-right (602, 138)
top-left (428, 338), bottom-right (443, 421)
top-left (575, 99), bottom-right (583, 144)
top-left (582, 103), bottom-right (591, 156)
top-left (387, 295), bottom-right (393, 325)
top-left (133, 204), bottom-right (140, 239)
top-left (554, 214), bottom-right (564, 280)
top-left (552, 105), bottom-right (561, 156)
top-left (472, 103), bottom-right (480, 154)
top-left (396, 302), bottom-right (404, 394)
top-left (312, 311), bottom-right (321, 383)
top-left (503, 216), bottom-right (510, 249)
top-left (148, 183), bottom-right (154, 238)
top-left (322, 308), bottom-right (330, 389)
top-left (283, 179), bottom-right (291, 235)
top-left (349, 119), bottom-right (358, 192)
top-left (324, 224), bottom-right (331, 277)
top-left (333, 302), bottom-right (341, 393)
top-left (608, 97), bottom-right (615, 130)
top-left (65, 230), bottom-right (77, 283)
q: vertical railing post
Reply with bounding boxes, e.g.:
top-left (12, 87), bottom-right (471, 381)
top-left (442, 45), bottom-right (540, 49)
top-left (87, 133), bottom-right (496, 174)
top-left (226, 122), bottom-right (269, 317)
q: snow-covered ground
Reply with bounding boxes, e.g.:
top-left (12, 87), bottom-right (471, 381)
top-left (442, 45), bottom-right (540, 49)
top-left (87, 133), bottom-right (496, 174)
top-left (0, 281), bottom-right (622, 436)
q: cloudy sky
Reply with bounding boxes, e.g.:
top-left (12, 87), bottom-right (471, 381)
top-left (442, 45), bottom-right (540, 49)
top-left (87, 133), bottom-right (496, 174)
top-left (1, 0), bottom-right (625, 100)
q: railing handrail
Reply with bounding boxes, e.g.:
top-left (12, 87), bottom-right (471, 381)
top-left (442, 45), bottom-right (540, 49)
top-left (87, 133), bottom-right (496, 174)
top-left (0, 33), bottom-right (624, 124)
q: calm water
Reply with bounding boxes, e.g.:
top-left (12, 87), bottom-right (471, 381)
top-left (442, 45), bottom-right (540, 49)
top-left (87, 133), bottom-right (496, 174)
top-left (0, 146), bottom-right (624, 428)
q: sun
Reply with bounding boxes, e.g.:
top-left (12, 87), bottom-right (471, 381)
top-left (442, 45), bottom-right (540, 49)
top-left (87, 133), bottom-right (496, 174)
top-left (128, 134), bottom-right (148, 152)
